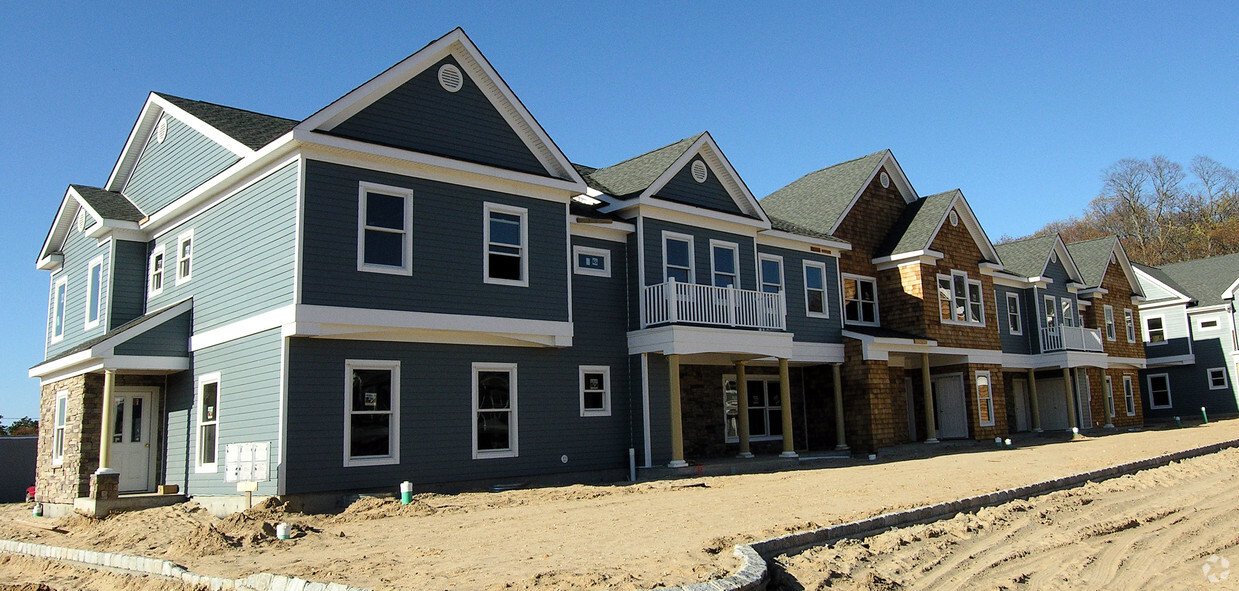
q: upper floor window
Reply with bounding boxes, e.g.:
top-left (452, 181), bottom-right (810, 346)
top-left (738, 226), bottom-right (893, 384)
top-left (1042, 294), bottom-right (1057, 328)
top-left (573, 245), bottom-right (610, 277)
top-left (51, 276), bottom-right (67, 342)
top-left (176, 230), bottom-right (194, 285)
top-left (484, 203), bottom-right (528, 286)
top-left (938, 271), bottom-right (982, 325)
top-left (1197, 316), bottom-right (1222, 332)
top-left (804, 262), bottom-right (829, 318)
top-left (85, 256), bottom-right (103, 330)
top-left (149, 246), bottom-right (165, 296)
top-left (1104, 305), bottom-right (1116, 340)
top-left (663, 232), bottom-right (694, 283)
top-left (710, 240), bottom-right (739, 288)
top-left (357, 183), bottom-right (414, 275)
top-left (1145, 316), bottom-right (1165, 345)
top-left (1124, 308), bottom-right (1136, 342)
top-left (844, 274), bottom-right (877, 325)
top-left (759, 254), bottom-right (783, 294)
top-left (1006, 292), bottom-right (1022, 335)
top-left (1060, 298), bottom-right (1075, 327)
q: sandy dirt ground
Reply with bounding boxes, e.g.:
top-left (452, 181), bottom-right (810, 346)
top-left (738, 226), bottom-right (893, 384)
top-left (2, 420), bottom-right (1239, 590)
top-left (774, 445), bottom-right (1239, 591)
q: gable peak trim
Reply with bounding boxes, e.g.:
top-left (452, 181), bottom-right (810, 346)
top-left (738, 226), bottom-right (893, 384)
top-left (827, 149), bottom-right (918, 235)
top-left (635, 132), bottom-right (769, 225)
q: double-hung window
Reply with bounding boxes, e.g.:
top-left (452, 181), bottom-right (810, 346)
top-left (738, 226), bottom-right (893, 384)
top-left (1061, 298), bottom-right (1074, 327)
top-left (344, 360), bottom-right (400, 466)
top-left (1145, 316), bottom-right (1165, 345)
top-left (843, 275), bottom-right (877, 324)
top-left (52, 390), bottom-right (68, 465)
top-left (1124, 309), bottom-right (1136, 342)
top-left (357, 183), bottom-right (414, 275)
top-left (1147, 374), bottom-right (1171, 408)
top-left (484, 203), bottom-right (528, 286)
top-left (579, 366), bottom-right (611, 417)
top-left (804, 262), bottom-right (829, 318)
top-left (1043, 294), bottom-right (1057, 328)
top-left (710, 240), bottom-right (739, 288)
top-left (149, 246), bottom-right (165, 296)
top-left (975, 371), bottom-right (994, 427)
top-left (176, 230), bottom-right (193, 285)
top-left (1123, 375), bottom-right (1136, 415)
top-left (663, 232), bottom-right (693, 283)
top-left (473, 363), bottom-right (518, 458)
top-left (1104, 305), bottom-right (1116, 341)
top-left (1104, 376), bottom-right (1116, 421)
top-left (51, 276), bottom-right (67, 343)
top-left (196, 373), bottom-right (220, 472)
top-left (938, 271), bottom-right (983, 325)
top-left (85, 256), bottom-right (103, 330)
top-left (759, 254), bottom-right (783, 294)
top-left (1006, 292), bottom-right (1022, 335)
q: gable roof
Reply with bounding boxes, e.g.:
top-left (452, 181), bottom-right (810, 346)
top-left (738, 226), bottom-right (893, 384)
top-left (1149, 252), bottom-right (1239, 307)
top-left (580, 134), bottom-right (702, 198)
top-left (1063, 236), bottom-right (1117, 287)
top-left (875, 189), bottom-right (1002, 264)
top-left (154, 93), bottom-right (298, 151)
top-left (760, 150), bottom-right (917, 237)
top-left (994, 233), bottom-right (1084, 283)
top-left (297, 27), bottom-right (585, 188)
top-left (37, 185), bottom-right (145, 268)
top-left (69, 185), bottom-right (143, 222)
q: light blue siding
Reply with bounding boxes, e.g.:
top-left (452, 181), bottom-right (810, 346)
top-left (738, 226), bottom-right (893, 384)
top-left (110, 240), bottom-right (148, 329)
top-left (113, 311), bottom-right (191, 357)
top-left (123, 115), bottom-right (240, 214)
top-left (45, 228), bottom-right (111, 358)
top-left (1144, 306), bottom-right (1193, 359)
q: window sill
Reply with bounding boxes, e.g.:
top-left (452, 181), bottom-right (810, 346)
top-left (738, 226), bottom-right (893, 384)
top-left (843, 320), bottom-right (879, 327)
top-left (345, 455), bottom-right (399, 467)
top-left (358, 264), bottom-right (412, 276)
top-left (473, 449), bottom-right (518, 459)
top-left (484, 277), bottom-right (529, 288)
top-left (581, 409), bottom-right (611, 417)
top-left (194, 464), bottom-right (219, 474)
top-left (806, 311), bottom-right (831, 319)
top-left (940, 319), bottom-right (985, 328)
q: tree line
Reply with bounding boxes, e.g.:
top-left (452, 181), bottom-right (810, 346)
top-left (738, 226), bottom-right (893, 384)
top-left (1001, 155), bottom-right (1239, 266)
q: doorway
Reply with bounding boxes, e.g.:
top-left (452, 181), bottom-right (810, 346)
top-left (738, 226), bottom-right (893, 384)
top-left (932, 374), bottom-right (968, 439)
top-left (111, 389), bottom-right (156, 492)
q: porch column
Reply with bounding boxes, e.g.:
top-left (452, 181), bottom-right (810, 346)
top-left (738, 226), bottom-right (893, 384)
top-left (97, 369), bottom-right (118, 473)
top-left (735, 361), bottom-right (753, 458)
top-left (922, 353), bottom-right (938, 443)
top-left (832, 364), bottom-right (848, 450)
top-left (667, 354), bottom-right (687, 468)
top-left (1027, 368), bottom-right (1042, 432)
top-left (778, 358), bottom-right (797, 458)
top-left (1063, 367), bottom-right (1078, 432)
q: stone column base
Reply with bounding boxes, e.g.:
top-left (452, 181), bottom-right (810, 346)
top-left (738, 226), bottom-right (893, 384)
top-left (89, 472), bottom-right (119, 501)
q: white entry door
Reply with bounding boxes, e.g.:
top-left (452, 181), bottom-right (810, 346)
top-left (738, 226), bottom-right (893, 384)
top-left (111, 390), bottom-right (155, 492)
top-left (1036, 378), bottom-right (1069, 431)
top-left (932, 375), bottom-right (968, 439)
top-left (1012, 378), bottom-right (1030, 432)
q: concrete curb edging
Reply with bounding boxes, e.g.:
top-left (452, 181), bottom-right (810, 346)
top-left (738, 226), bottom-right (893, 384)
top-left (657, 436), bottom-right (1239, 591)
top-left (0, 538), bottom-right (370, 591)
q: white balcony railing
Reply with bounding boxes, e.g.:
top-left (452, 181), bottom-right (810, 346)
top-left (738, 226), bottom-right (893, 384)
top-left (1040, 326), bottom-right (1104, 353)
top-left (642, 279), bottom-right (786, 331)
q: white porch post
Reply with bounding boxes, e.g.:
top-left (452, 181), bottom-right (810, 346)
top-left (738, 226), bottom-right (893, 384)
top-left (97, 369), bottom-right (118, 474)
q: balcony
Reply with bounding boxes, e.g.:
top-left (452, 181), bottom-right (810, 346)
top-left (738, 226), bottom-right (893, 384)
top-left (641, 279), bottom-right (786, 331)
top-left (1040, 326), bottom-right (1104, 353)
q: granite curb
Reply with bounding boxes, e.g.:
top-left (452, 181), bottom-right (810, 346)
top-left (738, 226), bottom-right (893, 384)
top-left (655, 436), bottom-right (1239, 591)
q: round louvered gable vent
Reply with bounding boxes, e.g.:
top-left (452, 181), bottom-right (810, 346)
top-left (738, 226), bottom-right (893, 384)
top-left (949, 210), bottom-right (959, 227)
top-left (691, 160), bottom-right (708, 183)
top-left (438, 64), bottom-right (464, 92)
top-left (880, 172), bottom-right (890, 188)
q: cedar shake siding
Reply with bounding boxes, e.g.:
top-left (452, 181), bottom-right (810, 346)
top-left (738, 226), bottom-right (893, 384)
top-left (922, 205), bottom-right (1000, 350)
top-left (834, 166), bottom-right (908, 278)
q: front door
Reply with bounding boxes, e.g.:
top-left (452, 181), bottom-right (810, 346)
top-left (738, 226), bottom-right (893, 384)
top-left (1012, 378), bottom-right (1030, 432)
top-left (111, 390), bottom-right (155, 492)
top-left (932, 375), bottom-right (968, 439)
top-left (1037, 378), bottom-right (1069, 430)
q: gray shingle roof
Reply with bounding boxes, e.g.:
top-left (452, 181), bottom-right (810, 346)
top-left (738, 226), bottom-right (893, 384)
top-left (759, 150), bottom-right (887, 236)
top-left (767, 215), bottom-right (849, 244)
top-left (33, 300), bottom-right (191, 367)
top-left (876, 190), bottom-right (958, 257)
top-left (577, 134), bottom-right (704, 198)
top-left (1065, 236), bottom-right (1118, 288)
top-left (995, 234), bottom-right (1057, 278)
top-left (70, 185), bottom-right (144, 221)
top-left (1148, 252), bottom-right (1239, 307)
top-left (156, 93), bottom-right (298, 151)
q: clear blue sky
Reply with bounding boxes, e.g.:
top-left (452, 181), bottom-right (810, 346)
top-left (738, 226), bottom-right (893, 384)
top-left (2, 2), bottom-right (1237, 420)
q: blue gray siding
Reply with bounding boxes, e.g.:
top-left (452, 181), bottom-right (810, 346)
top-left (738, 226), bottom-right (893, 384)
top-left (162, 370), bottom-right (194, 491)
top-left (328, 56), bottom-right (549, 177)
top-left (45, 228), bottom-right (111, 358)
top-left (300, 160), bottom-right (568, 321)
top-left (654, 158), bottom-right (747, 217)
top-left (113, 311), bottom-right (191, 357)
top-left (145, 162), bottom-right (298, 332)
top-left (640, 218), bottom-right (756, 291)
top-left (123, 115), bottom-right (239, 214)
top-left (284, 337), bottom-right (631, 493)
top-left (756, 245), bottom-right (842, 343)
top-left (110, 240), bottom-right (148, 329)
top-left (1031, 259), bottom-right (1081, 353)
top-left (995, 285), bottom-right (1036, 354)
top-left (639, 353), bottom-right (672, 465)
top-left (1143, 306), bottom-right (1192, 358)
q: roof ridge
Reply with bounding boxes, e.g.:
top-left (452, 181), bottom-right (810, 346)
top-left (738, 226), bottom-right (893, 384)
top-left (780, 149), bottom-right (888, 186)
top-left (154, 92), bottom-right (299, 124)
top-left (593, 132), bottom-right (704, 171)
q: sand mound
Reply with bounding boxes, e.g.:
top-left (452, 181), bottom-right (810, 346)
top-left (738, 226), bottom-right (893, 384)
top-left (331, 496), bottom-right (436, 523)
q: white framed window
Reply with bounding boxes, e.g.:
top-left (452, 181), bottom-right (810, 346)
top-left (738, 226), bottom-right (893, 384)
top-left (662, 231), bottom-right (694, 283)
top-left (1147, 373), bottom-right (1171, 409)
top-left (195, 372), bottom-right (221, 473)
top-left (148, 246), bottom-right (165, 297)
top-left (1060, 297), bottom-right (1074, 327)
top-left (51, 276), bottom-right (67, 343)
top-left (1103, 305), bottom-right (1116, 341)
top-left (1104, 375), bottom-right (1116, 420)
top-left (484, 203), bottom-right (528, 286)
top-left (1124, 308), bottom-right (1136, 342)
top-left (937, 271), bottom-right (983, 325)
top-left (473, 363), bottom-right (518, 459)
top-left (1043, 294), bottom-right (1057, 328)
top-left (843, 274), bottom-right (878, 325)
top-left (758, 254), bottom-right (783, 294)
top-left (975, 371), bottom-right (994, 427)
top-left (1208, 367), bottom-right (1228, 390)
top-left (52, 390), bottom-right (68, 466)
top-left (85, 255), bottom-right (104, 330)
top-left (709, 240), bottom-right (739, 288)
top-left (1197, 316), bottom-right (1222, 332)
top-left (357, 182), bottom-right (414, 275)
top-left (579, 365), bottom-right (611, 417)
top-left (573, 245), bottom-right (610, 277)
top-left (804, 262), bottom-right (830, 318)
top-left (1144, 315), bottom-right (1165, 345)
top-left (1006, 292), bottom-right (1022, 335)
top-left (344, 360), bottom-right (400, 466)
top-left (1123, 375), bottom-right (1136, 416)
top-left (176, 230), bottom-right (194, 285)
top-left (722, 374), bottom-right (783, 442)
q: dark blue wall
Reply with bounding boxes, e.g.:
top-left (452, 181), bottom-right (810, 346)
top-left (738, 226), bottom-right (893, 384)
top-left (654, 157), bottom-right (747, 217)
